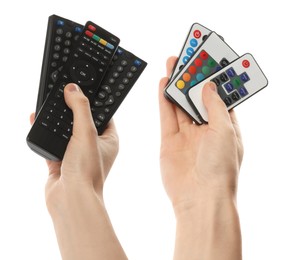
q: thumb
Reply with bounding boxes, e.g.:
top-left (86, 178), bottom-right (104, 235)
top-left (202, 82), bottom-right (231, 128)
top-left (64, 83), bottom-right (97, 137)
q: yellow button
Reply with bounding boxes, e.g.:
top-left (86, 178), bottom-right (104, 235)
top-left (176, 80), bottom-right (185, 89)
top-left (99, 39), bottom-right (107, 46)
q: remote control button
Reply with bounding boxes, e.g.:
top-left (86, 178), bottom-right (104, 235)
top-left (51, 62), bottom-right (57, 68)
top-left (108, 78), bottom-right (115, 84)
top-left (190, 39), bottom-right (198, 48)
top-left (211, 78), bottom-right (221, 87)
top-left (224, 82), bottom-right (234, 93)
top-left (51, 70), bottom-right (59, 82)
top-left (53, 53), bottom-right (60, 60)
top-left (220, 58), bottom-right (229, 67)
top-left (94, 100), bottom-right (103, 107)
top-left (240, 72), bottom-right (250, 82)
top-left (238, 87), bottom-right (248, 97)
top-left (226, 68), bottom-right (236, 78)
top-left (207, 58), bottom-right (216, 67)
top-left (182, 73), bottom-right (191, 82)
top-left (190, 80), bottom-right (197, 87)
top-left (105, 95), bottom-right (114, 105)
top-left (127, 72), bottom-right (133, 78)
top-left (186, 47), bottom-right (194, 56)
top-left (64, 48), bottom-right (70, 54)
top-left (88, 24), bottom-right (96, 32)
top-left (200, 50), bottom-right (208, 60)
top-left (66, 32), bottom-right (72, 38)
top-left (183, 56), bottom-right (189, 64)
top-left (202, 66), bottom-right (210, 75)
top-left (130, 66), bottom-right (137, 72)
top-left (101, 85), bottom-right (112, 93)
top-left (176, 80), bottom-right (185, 89)
top-left (231, 92), bottom-right (240, 101)
top-left (56, 28), bottom-right (63, 35)
top-left (188, 66), bottom-right (196, 75)
top-left (98, 91), bottom-right (107, 100)
top-left (115, 92), bottom-right (121, 97)
top-left (64, 40), bottom-right (71, 46)
top-left (232, 78), bottom-right (241, 87)
top-left (224, 97), bottom-right (232, 106)
top-left (54, 44), bottom-right (61, 51)
top-left (97, 113), bottom-right (105, 121)
top-left (194, 58), bottom-right (202, 67)
top-left (202, 35), bottom-right (208, 41)
top-left (113, 72), bottom-right (120, 78)
top-left (55, 36), bottom-right (62, 43)
top-left (70, 61), bottom-right (96, 87)
top-left (242, 59), bottom-right (250, 68)
top-left (219, 73), bottom-right (229, 83)
top-left (75, 26), bottom-right (83, 33)
top-left (85, 30), bottom-right (94, 38)
top-left (56, 20), bottom-right (64, 26)
top-left (118, 84), bottom-right (125, 90)
top-left (62, 56), bottom-right (68, 62)
top-left (193, 30), bottom-right (201, 39)
top-left (121, 60), bottom-right (128, 66)
top-left (134, 59), bottom-right (142, 67)
top-left (196, 73), bottom-right (205, 82)
top-left (122, 78), bottom-right (129, 84)
top-left (117, 66), bottom-right (123, 72)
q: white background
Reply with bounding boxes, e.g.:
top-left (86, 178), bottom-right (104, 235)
top-left (0, 0), bottom-right (283, 259)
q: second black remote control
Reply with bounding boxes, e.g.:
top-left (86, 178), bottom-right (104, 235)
top-left (35, 15), bottom-right (83, 115)
top-left (27, 21), bottom-right (120, 161)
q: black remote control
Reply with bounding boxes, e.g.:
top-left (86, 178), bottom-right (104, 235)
top-left (27, 21), bottom-right (120, 161)
top-left (35, 15), bottom-right (83, 115)
top-left (91, 47), bottom-right (147, 134)
top-left (35, 15), bottom-right (147, 136)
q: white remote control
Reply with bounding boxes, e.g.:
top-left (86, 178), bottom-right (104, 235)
top-left (187, 53), bottom-right (268, 123)
top-left (164, 32), bottom-right (238, 124)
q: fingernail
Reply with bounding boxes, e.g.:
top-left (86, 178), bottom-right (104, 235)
top-left (67, 83), bottom-right (80, 92)
top-left (207, 82), bottom-right (217, 92)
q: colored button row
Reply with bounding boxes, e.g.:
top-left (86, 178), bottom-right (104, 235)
top-left (85, 30), bottom-right (114, 50)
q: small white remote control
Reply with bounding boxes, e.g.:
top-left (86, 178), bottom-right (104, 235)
top-left (187, 53), bottom-right (268, 123)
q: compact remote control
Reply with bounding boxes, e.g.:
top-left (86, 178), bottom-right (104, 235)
top-left (91, 47), bottom-right (147, 134)
top-left (27, 21), bottom-right (120, 161)
top-left (187, 53), bottom-right (268, 123)
top-left (35, 14), bottom-right (83, 115)
top-left (171, 23), bottom-right (215, 79)
top-left (164, 32), bottom-right (238, 124)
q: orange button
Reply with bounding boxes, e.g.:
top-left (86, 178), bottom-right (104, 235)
top-left (182, 73), bottom-right (191, 82)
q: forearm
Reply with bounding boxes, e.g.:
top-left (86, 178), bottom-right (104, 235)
top-left (49, 185), bottom-right (127, 260)
top-left (173, 196), bottom-right (242, 260)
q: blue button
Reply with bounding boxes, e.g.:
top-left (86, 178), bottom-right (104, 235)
top-left (226, 68), bottom-right (236, 78)
top-left (196, 73), bottom-right (205, 82)
top-left (190, 80), bottom-right (197, 87)
top-left (215, 66), bottom-right (222, 72)
top-left (74, 26), bottom-right (83, 33)
top-left (134, 59), bottom-right (142, 67)
top-left (182, 56), bottom-right (189, 64)
top-left (57, 20), bottom-right (64, 26)
top-left (239, 87), bottom-right (248, 97)
top-left (224, 83), bottom-right (234, 93)
top-left (117, 48), bottom-right (123, 55)
top-left (190, 39), bottom-right (198, 47)
top-left (240, 72), bottom-right (250, 82)
top-left (186, 47), bottom-right (194, 56)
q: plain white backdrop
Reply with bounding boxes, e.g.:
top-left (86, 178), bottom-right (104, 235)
top-left (1, 0), bottom-right (283, 259)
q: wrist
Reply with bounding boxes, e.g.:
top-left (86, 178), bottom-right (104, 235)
top-left (173, 186), bottom-right (237, 221)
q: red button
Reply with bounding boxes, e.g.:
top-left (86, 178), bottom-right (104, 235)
top-left (85, 30), bottom-right (93, 38)
top-left (194, 58), bottom-right (202, 67)
top-left (188, 66), bottom-right (197, 74)
top-left (88, 24), bottom-right (96, 32)
top-left (242, 59), bottom-right (250, 68)
top-left (193, 30), bottom-right (201, 39)
top-left (200, 50), bottom-right (208, 60)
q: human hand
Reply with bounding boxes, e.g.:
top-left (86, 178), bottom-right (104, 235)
top-left (30, 83), bottom-right (126, 260)
top-left (159, 57), bottom-right (244, 215)
top-left (30, 83), bottom-right (118, 210)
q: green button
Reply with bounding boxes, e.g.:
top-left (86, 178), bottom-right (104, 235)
top-left (92, 34), bottom-right (100, 42)
top-left (232, 78), bottom-right (241, 87)
top-left (202, 66), bottom-right (211, 75)
top-left (207, 58), bottom-right (216, 67)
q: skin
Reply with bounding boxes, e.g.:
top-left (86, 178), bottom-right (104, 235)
top-left (30, 83), bottom-right (127, 260)
top-left (158, 56), bottom-right (243, 260)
